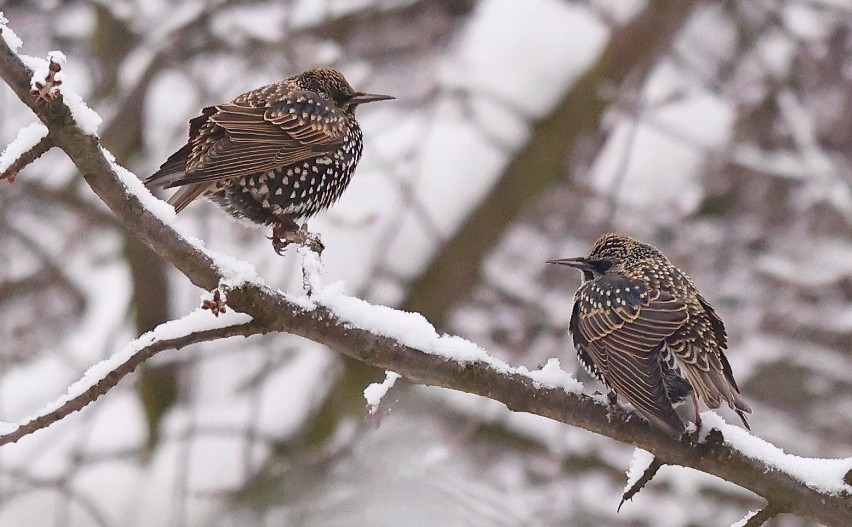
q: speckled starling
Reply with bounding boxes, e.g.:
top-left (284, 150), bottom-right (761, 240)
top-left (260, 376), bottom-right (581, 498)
top-left (145, 67), bottom-right (393, 253)
top-left (547, 234), bottom-right (751, 439)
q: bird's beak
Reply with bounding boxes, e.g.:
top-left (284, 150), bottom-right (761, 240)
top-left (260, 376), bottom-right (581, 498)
top-left (546, 257), bottom-right (593, 271)
top-left (349, 92), bottom-right (395, 105)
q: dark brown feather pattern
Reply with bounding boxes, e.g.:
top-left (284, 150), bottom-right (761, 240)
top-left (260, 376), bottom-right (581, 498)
top-left (145, 67), bottom-right (393, 235)
top-left (550, 234), bottom-right (752, 438)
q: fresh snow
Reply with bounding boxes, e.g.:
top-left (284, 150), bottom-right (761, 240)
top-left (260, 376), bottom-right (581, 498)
top-left (700, 412), bottom-right (852, 495)
top-left (0, 308), bottom-right (252, 437)
top-left (204, 245), bottom-right (265, 287)
top-left (100, 147), bottom-right (178, 224)
top-left (729, 510), bottom-right (758, 527)
top-left (0, 11), bottom-right (22, 51)
top-left (0, 122), bottom-right (47, 173)
top-left (521, 358), bottom-right (584, 394)
top-left (299, 250), bottom-right (584, 395)
top-left (624, 448), bottom-right (655, 492)
top-left (17, 51), bottom-right (102, 135)
top-left (364, 371), bottom-right (402, 415)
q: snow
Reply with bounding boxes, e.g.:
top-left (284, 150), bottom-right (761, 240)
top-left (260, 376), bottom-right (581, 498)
top-left (0, 308), bottom-right (252, 437)
top-left (700, 412), bottom-right (852, 494)
top-left (0, 11), bottom-right (22, 51)
top-left (18, 52), bottom-right (102, 135)
top-left (521, 358), bottom-right (583, 394)
top-left (0, 122), bottom-right (47, 173)
top-left (729, 510), bottom-right (758, 527)
top-left (100, 147), bottom-right (178, 224)
top-left (205, 246), bottom-right (265, 288)
top-left (364, 371), bottom-right (402, 414)
top-left (624, 448), bottom-right (655, 492)
top-left (299, 250), bottom-right (584, 396)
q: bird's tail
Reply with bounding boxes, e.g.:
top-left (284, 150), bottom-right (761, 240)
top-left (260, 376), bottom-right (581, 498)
top-left (688, 368), bottom-right (752, 430)
top-left (168, 183), bottom-right (209, 213)
top-left (145, 143), bottom-right (192, 188)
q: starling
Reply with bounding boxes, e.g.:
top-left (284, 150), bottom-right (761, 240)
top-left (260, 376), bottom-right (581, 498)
top-left (145, 67), bottom-right (394, 253)
top-left (547, 234), bottom-right (751, 439)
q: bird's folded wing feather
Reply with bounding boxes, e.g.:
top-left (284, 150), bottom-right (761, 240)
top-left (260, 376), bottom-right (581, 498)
top-left (574, 277), bottom-right (688, 436)
top-left (163, 91), bottom-right (346, 187)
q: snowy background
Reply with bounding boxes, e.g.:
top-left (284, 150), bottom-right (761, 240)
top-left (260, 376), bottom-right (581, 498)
top-left (1, 0), bottom-right (851, 525)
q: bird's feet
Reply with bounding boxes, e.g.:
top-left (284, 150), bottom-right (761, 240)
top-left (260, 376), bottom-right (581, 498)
top-left (270, 222), bottom-right (325, 255)
top-left (606, 391), bottom-right (619, 423)
top-left (689, 393), bottom-right (702, 441)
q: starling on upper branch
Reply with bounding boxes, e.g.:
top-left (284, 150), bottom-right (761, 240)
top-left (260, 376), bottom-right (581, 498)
top-left (547, 234), bottom-right (751, 439)
top-left (146, 67), bottom-right (394, 253)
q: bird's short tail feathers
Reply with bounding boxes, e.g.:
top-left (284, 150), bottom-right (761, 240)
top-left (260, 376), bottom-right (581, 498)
top-left (166, 184), bottom-right (209, 213)
top-left (145, 144), bottom-right (192, 188)
top-left (688, 368), bottom-right (752, 430)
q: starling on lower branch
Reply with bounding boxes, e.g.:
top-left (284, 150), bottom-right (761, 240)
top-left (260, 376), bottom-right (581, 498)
top-left (146, 67), bottom-right (394, 254)
top-left (547, 234), bottom-right (751, 439)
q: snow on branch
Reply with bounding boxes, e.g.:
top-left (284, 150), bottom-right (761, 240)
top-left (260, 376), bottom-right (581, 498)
top-left (0, 122), bottom-right (51, 181)
top-left (730, 506), bottom-right (778, 527)
top-left (1, 18), bottom-right (851, 527)
top-left (0, 309), bottom-right (264, 446)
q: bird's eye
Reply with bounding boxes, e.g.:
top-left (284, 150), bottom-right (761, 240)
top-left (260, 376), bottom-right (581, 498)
top-left (590, 259), bottom-right (612, 273)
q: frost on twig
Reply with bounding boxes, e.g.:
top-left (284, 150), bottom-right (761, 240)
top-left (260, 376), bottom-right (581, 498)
top-left (618, 448), bottom-right (663, 512)
top-left (0, 122), bottom-right (52, 182)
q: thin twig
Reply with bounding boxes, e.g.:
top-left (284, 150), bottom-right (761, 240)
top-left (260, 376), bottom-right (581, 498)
top-left (0, 136), bottom-right (53, 182)
top-left (0, 321), bottom-right (268, 446)
top-left (742, 505), bottom-right (779, 527)
top-left (618, 457), bottom-right (664, 512)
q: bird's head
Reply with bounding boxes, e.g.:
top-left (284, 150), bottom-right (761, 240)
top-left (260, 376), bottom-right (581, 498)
top-left (547, 233), bottom-right (658, 282)
top-left (300, 67), bottom-right (395, 114)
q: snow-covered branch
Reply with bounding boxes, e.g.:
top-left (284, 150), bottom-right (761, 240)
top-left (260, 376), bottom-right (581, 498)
top-left (0, 123), bottom-right (51, 181)
top-left (1, 17), bottom-right (850, 527)
top-left (0, 309), bottom-right (264, 446)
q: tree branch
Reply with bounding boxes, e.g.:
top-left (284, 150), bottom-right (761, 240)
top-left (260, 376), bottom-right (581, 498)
top-left (0, 319), bottom-right (267, 446)
top-left (1, 20), bottom-right (850, 527)
top-left (0, 134), bottom-right (52, 181)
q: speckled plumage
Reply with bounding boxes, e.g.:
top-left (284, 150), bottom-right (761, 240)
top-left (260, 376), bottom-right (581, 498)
top-left (548, 234), bottom-right (751, 439)
top-left (145, 67), bottom-right (393, 251)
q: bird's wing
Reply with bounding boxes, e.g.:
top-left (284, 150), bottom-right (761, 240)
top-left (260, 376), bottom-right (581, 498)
top-left (697, 293), bottom-right (727, 349)
top-left (146, 106), bottom-right (217, 187)
top-left (572, 277), bottom-right (689, 437)
top-left (162, 91), bottom-right (346, 187)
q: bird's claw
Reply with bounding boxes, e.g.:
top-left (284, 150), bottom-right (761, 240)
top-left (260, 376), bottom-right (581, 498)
top-left (606, 391), bottom-right (619, 423)
top-left (270, 223), bottom-right (324, 255)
